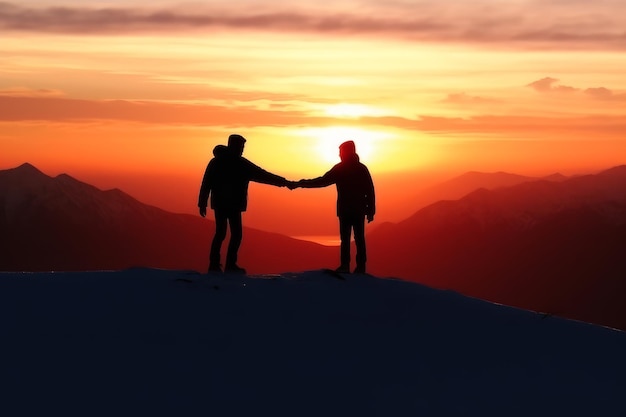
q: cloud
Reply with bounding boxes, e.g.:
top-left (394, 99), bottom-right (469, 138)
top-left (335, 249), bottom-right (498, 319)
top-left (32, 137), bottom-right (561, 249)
top-left (584, 87), bottom-right (626, 101)
top-left (527, 78), bottom-right (626, 102)
top-left (527, 77), bottom-right (578, 93)
top-left (0, 2), bottom-right (445, 34)
top-left (0, 87), bottom-right (64, 97)
top-left (2, 94), bottom-right (625, 139)
top-left (357, 114), bottom-right (626, 138)
top-left (1, 1), bottom-right (625, 49)
top-left (0, 95), bottom-right (330, 127)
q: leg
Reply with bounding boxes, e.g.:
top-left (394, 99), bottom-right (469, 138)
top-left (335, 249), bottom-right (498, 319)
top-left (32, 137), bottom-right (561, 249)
top-left (225, 211), bottom-right (243, 268)
top-left (210, 209), bottom-right (228, 269)
top-left (338, 216), bottom-right (352, 271)
top-left (353, 215), bottom-right (366, 273)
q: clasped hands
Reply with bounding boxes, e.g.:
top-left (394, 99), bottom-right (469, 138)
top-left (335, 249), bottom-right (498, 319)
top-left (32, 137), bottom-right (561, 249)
top-left (285, 180), bottom-right (303, 190)
top-left (283, 180), bottom-right (374, 223)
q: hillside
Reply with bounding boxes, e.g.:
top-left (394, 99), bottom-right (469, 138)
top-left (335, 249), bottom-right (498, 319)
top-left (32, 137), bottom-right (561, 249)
top-left (1, 268), bottom-right (625, 417)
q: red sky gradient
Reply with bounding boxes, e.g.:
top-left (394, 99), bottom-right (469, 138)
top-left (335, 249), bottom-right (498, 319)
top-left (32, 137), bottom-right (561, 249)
top-left (2, 0), bottom-right (626, 237)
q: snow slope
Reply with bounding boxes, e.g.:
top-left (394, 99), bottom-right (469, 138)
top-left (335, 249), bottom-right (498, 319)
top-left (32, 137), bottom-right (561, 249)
top-left (1, 269), bottom-right (624, 417)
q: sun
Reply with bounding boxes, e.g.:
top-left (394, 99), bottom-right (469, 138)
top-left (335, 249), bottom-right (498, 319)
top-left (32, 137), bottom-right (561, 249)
top-left (300, 126), bottom-right (390, 164)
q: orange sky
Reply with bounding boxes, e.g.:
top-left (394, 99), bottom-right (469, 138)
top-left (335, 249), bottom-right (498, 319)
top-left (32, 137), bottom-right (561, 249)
top-left (2, 1), bottom-right (626, 237)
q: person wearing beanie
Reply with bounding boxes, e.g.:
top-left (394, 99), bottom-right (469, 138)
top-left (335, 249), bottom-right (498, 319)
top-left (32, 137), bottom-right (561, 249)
top-left (198, 134), bottom-right (291, 274)
top-left (294, 140), bottom-right (375, 274)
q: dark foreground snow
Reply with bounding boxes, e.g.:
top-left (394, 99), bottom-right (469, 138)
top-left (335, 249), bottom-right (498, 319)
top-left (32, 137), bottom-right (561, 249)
top-left (1, 269), bottom-right (625, 416)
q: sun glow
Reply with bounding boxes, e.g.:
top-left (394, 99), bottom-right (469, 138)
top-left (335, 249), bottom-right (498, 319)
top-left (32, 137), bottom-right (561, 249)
top-left (298, 126), bottom-right (392, 164)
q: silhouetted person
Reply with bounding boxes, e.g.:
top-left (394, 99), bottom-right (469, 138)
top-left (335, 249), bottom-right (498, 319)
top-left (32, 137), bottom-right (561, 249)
top-left (198, 134), bottom-right (290, 273)
top-left (295, 140), bottom-right (375, 273)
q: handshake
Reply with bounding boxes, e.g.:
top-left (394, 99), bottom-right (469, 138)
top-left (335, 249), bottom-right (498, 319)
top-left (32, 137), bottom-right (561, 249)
top-left (285, 180), bottom-right (305, 190)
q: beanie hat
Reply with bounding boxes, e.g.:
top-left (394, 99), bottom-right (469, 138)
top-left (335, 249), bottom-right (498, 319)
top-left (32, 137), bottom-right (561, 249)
top-left (339, 140), bottom-right (356, 154)
top-left (228, 134), bottom-right (247, 147)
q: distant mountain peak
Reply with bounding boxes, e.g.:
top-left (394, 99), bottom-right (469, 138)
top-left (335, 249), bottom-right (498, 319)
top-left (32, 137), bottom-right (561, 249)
top-left (541, 173), bottom-right (568, 181)
top-left (599, 165), bottom-right (626, 176)
top-left (54, 172), bottom-right (80, 182)
top-left (0, 163), bottom-right (50, 184)
top-left (13, 162), bottom-right (45, 175)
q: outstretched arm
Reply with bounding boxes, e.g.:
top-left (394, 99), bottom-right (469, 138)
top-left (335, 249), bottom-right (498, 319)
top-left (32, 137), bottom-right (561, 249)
top-left (245, 159), bottom-right (289, 187)
top-left (297, 168), bottom-right (337, 188)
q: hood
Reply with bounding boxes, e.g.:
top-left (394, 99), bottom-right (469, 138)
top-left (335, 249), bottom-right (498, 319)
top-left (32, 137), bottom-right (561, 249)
top-left (213, 145), bottom-right (229, 158)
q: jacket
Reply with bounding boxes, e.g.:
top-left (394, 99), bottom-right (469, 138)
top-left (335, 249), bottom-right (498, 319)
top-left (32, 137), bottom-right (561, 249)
top-left (198, 145), bottom-right (286, 212)
top-left (299, 153), bottom-right (375, 217)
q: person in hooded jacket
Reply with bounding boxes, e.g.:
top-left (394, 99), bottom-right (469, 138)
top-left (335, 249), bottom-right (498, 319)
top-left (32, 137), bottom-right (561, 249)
top-left (294, 140), bottom-right (375, 274)
top-left (198, 134), bottom-right (290, 273)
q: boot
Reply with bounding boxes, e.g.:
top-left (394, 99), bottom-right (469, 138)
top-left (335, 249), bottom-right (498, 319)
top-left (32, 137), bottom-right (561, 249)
top-left (353, 264), bottom-right (366, 274)
top-left (335, 264), bottom-right (350, 274)
top-left (225, 263), bottom-right (246, 274)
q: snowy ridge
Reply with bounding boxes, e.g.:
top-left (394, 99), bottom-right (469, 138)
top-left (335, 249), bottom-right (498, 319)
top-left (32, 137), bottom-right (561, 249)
top-left (1, 268), bottom-right (624, 416)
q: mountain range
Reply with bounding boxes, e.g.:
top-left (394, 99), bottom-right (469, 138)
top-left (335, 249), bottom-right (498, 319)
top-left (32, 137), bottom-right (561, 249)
top-left (367, 166), bottom-right (626, 329)
top-left (404, 170), bottom-right (569, 213)
top-left (0, 163), bottom-right (335, 273)
top-left (1, 162), bottom-right (625, 330)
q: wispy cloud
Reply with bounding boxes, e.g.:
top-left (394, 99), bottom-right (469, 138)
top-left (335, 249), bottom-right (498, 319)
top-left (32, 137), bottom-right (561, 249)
top-left (526, 77), bottom-right (578, 93)
top-left (1, 1), bottom-right (625, 49)
top-left (527, 77), bottom-right (626, 102)
top-left (0, 95), bottom-right (329, 127)
top-left (363, 114), bottom-right (626, 138)
top-left (2, 95), bottom-right (624, 139)
top-left (584, 87), bottom-right (626, 101)
top-left (0, 87), bottom-right (64, 97)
